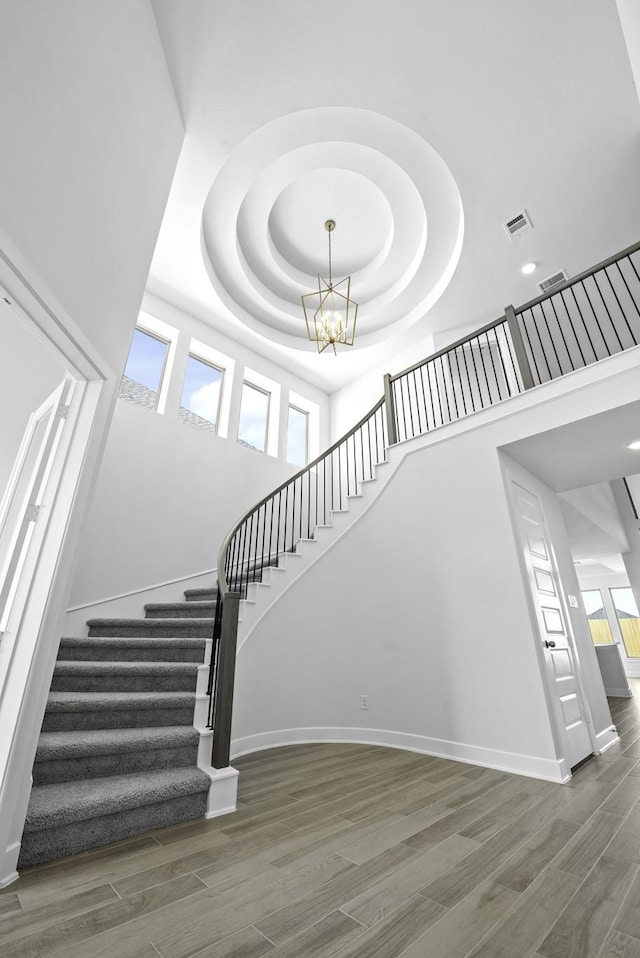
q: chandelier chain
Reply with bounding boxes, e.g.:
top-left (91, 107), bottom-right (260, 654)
top-left (328, 228), bottom-right (332, 287)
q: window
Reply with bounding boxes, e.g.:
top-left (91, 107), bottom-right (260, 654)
top-left (178, 355), bottom-right (224, 432)
top-left (238, 382), bottom-right (270, 452)
top-left (581, 590), bottom-right (614, 645)
top-left (287, 405), bottom-right (309, 467)
top-left (610, 588), bottom-right (640, 658)
top-left (119, 327), bottom-right (169, 410)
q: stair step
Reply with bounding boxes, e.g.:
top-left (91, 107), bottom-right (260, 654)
top-left (42, 691), bottom-right (197, 731)
top-left (33, 726), bottom-right (199, 785)
top-left (87, 617), bottom-right (214, 638)
top-left (19, 767), bottom-right (210, 867)
top-left (57, 637), bottom-right (207, 663)
top-left (184, 587), bottom-right (218, 602)
top-left (145, 601), bottom-right (217, 619)
top-left (50, 661), bottom-right (199, 693)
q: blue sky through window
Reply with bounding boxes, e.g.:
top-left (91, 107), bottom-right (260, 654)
top-left (181, 355), bottom-right (223, 425)
top-left (123, 329), bottom-right (168, 392)
top-left (238, 383), bottom-right (269, 451)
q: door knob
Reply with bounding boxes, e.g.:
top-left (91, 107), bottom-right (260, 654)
top-left (545, 640), bottom-right (556, 649)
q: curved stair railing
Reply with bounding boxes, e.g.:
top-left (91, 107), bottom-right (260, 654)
top-left (209, 238), bottom-right (640, 769)
top-left (208, 397), bottom-right (390, 767)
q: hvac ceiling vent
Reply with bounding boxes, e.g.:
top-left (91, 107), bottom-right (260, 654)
top-left (537, 269), bottom-right (569, 295)
top-left (503, 210), bottom-right (533, 239)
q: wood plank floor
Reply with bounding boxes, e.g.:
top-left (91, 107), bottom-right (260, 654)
top-left (4, 686), bottom-right (640, 957)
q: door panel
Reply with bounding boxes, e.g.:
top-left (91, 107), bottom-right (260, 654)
top-left (511, 481), bottom-right (592, 770)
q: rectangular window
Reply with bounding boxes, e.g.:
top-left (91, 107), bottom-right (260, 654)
top-left (581, 590), bottom-right (614, 645)
top-left (610, 587), bottom-right (640, 658)
top-left (178, 355), bottom-right (224, 432)
top-left (238, 382), bottom-right (270, 452)
top-left (119, 327), bottom-right (169, 410)
top-left (287, 405), bottom-right (309, 467)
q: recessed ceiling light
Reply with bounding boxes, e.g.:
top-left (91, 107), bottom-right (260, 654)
top-left (627, 440), bottom-right (640, 450)
top-left (521, 262), bottom-right (537, 275)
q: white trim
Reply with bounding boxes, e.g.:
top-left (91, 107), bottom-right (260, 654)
top-left (596, 727), bottom-right (623, 752)
top-left (67, 568), bottom-right (217, 613)
top-left (230, 727), bottom-right (569, 783)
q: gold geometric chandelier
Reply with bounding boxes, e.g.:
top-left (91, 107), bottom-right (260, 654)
top-left (301, 219), bottom-right (358, 355)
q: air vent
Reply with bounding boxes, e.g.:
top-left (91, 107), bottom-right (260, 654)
top-left (537, 270), bottom-right (568, 294)
top-left (503, 210), bottom-right (532, 239)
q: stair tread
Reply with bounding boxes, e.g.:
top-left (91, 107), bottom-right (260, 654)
top-left (25, 767), bottom-right (211, 831)
top-left (53, 661), bottom-right (199, 675)
top-left (145, 601), bottom-right (216, 610)
top-left (87, 617), bottom-right (214, 628)
top-left (46, 690), bottom-right (196, 711)
top-left (59, 637), bottom-right (207, 646)
top-left (35, 726), bottom-right (199, 761)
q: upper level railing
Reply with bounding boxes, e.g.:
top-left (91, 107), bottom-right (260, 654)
top-left (387, 239), bottom-right (640, 444)
top-left (209, 238), bottom-right (640, 769)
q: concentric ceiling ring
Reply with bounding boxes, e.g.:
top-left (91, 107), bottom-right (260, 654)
top-left (202, 107), bottom-right (464, 350)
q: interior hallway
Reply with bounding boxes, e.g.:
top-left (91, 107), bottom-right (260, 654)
top-left (3, 686), bottom-right (640, 957)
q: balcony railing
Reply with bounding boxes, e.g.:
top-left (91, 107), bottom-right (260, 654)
top-left (209, 238), bottom-right (640, 769)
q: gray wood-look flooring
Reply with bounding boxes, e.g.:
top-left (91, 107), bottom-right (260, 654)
top-left (4, 687), bottom-right (640, 957)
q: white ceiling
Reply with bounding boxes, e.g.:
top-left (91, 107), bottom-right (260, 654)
top-left (148, 0), bottom-right (640, 393)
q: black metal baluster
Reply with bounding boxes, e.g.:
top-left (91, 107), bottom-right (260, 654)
top-left (418, 364), bottom-right (432, 430)
top-left (548, 295), bottom-right (573, 371)
top-left (484, 331), bottom-right (502, 401)
top-left (451, 347), bottom-right (468, 414)
top-left (529, 306), bottom-right (553, 381)
top-left (283, 484), bottom-right (290, 552)
top-left (579, 279), bottom-right (608, 358)
top-left (591, 273), bottom-right (624, 352)
top-left (459, 344), bottom-right (476, 411)
top-left (539, 300), bottom-right (563, 377)
top-left (604, 265), bottom-right (637, 345)
top-left (560, 288), bottom-right (588, 368)
top-left (438, 355), bottom-right (452, 423)
top-left (468, 337), bottom-right (484, 407)
top-left (616, 260), bottom-right (640, 319)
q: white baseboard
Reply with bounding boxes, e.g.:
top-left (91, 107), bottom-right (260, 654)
top-left (595, 726), bottom-right (621, 753)
top-left (0, 869), bottom-right (19, 889)
top-left (230, 726), bottom-right (568, 783)
top-left (604, 687), bottom-right (633, 698)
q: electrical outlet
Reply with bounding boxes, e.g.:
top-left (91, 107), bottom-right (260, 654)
top-left (360, 694), bottom-right (369, 710)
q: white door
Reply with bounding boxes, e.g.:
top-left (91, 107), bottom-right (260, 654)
top-left (511, 480), bottom-right (593, 770)
top-left (0, 380), bottom-right (73, 656)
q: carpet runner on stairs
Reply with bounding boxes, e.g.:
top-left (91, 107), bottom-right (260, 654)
top-left (19, 589), bottom-right (217, 868)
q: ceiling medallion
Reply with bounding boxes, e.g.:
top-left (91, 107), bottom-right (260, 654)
top-left (301, 220), bottom-right (358, 355)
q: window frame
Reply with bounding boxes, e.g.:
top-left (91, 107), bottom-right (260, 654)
top-left (238, 380), bottom-right (272, 454)
top-left (118, 312), bottom-right (179, 414)
top-left (119, 324), bottom-right (171, 412)
top-left (609, 586), bottom-right (640, 659)
top-left (286, 402), bottom-right (310, 467)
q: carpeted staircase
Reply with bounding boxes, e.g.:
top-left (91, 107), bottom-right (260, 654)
top-left (19, 586), bottom-right (219, 868)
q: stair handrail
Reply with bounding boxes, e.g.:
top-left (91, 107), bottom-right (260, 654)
top-left (209, 394), bottom-right (388, 768)
top-left (209, 236), bottom-right (640, 768)
top-left (215, 396), bottom-right (385, 598)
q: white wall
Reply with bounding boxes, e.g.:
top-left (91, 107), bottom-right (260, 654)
top-left (68, 293), bottom-right (331, 613)
top-left (0, 0), bottom-right (183, 377)
top-left (231, 348), bottom-right (640, 778)
top-left (0, 0), bottom-right (184, 884)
